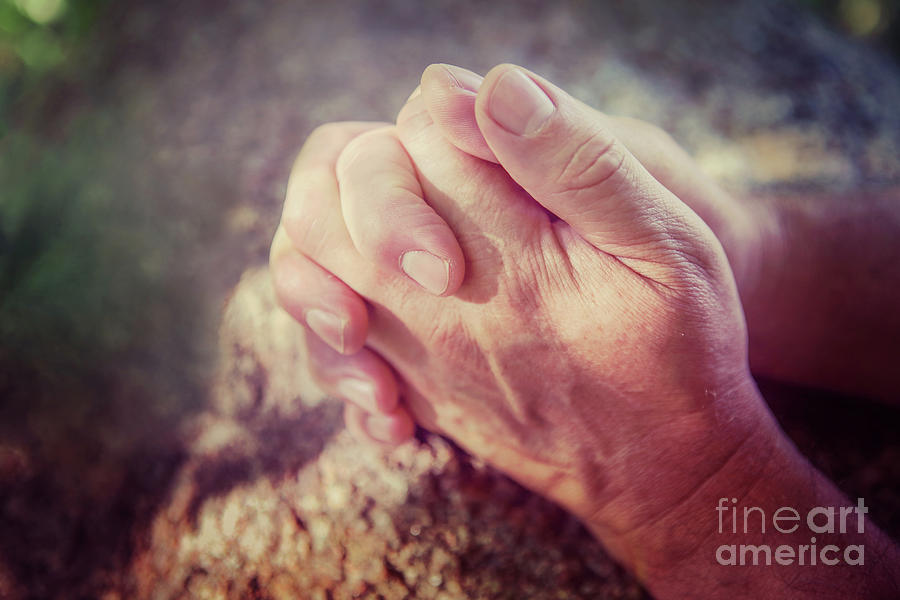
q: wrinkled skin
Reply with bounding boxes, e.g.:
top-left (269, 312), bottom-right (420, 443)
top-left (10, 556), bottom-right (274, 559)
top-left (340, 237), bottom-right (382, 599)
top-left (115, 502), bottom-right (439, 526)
top-left (270, 64), bottom-right (900, 599)
top-left (272, 65), bottom-right (772, 554)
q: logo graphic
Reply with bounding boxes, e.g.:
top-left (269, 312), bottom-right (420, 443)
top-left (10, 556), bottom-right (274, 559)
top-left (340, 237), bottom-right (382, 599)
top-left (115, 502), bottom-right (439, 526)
top-left (714, 497), bottom-right (867, 566)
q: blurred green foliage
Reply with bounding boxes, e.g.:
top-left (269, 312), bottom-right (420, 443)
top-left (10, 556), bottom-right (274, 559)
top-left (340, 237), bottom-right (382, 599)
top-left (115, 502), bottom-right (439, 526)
top-left (0, 1), bottom-right (105, 393)
top-left (0, 113), bottom-right (214, 426)
top-left (0, 0), bottom-right (211, 425)
top-left (0, 0), bottom-right (108, 134)
top-left (1, 124), bottom-right (156, 375)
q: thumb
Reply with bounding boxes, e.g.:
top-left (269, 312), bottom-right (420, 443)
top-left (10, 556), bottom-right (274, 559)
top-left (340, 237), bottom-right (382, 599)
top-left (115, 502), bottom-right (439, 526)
top-left (474, 64), bottom-right (707, 268)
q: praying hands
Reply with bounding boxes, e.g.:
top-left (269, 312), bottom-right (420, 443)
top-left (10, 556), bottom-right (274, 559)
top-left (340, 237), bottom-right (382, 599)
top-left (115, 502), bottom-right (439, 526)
top-left (269, 63), bottom-right (900, 598)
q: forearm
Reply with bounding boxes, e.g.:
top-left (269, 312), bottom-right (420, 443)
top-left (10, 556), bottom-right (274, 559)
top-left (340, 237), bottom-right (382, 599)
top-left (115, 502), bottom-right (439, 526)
top-left (738, 187), bottom-right (900, 402)
top-left (584, 387), bottom-right (900, 599)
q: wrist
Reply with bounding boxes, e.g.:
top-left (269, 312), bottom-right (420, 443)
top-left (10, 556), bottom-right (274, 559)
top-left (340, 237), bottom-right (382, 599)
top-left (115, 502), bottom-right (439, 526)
top-left (578, 379), bottom-right (785, 586)
top-left (587, 395), bottom-right (900, 600)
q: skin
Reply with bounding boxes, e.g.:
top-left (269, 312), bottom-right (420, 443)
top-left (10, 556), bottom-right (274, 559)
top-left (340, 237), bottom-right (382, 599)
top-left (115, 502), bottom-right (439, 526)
top-left (270, 121), bottom-right (416, 442)
top-left (269, 64), bottom-right (900, 597)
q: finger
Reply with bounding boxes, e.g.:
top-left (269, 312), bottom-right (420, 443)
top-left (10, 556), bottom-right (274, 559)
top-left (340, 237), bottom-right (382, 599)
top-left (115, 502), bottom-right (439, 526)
top-left (336, 128), bottom-right (465, 296)
top-left (344, 402), bottom-right (416, 445)
top-left (473, 64), bottom-right (715, 273)
top-left (395, 90), bottom-right (549, 254)
top-left (419, 63), bottom-right (495, 162)
top-left (280, 122), bottom-right (385, 288)
top-left (304, 330), bottom-right (400, 414)
top-left (270, 228), bottom-right (368, 354)
top-left (417, 64), bottom-right (716, 219)
top-left (605, 117), bottom-right (748, 239)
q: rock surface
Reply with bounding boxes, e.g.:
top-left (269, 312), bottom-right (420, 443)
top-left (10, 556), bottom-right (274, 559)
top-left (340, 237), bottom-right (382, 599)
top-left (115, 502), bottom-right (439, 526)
top-left (131, 269), bottom-right (643, 599)
top-left (3, 0), bottom-right (900, 598)
top-left (124, 266), bottom-right (900, 599)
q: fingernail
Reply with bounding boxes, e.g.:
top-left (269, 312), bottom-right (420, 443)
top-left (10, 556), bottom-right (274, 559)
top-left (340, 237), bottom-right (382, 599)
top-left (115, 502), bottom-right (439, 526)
top-left (336, 379), bottom-right (378, 413)
top-left (439, 64), bottom-right (483, 93)
top-left (488, 68), bottom-right (555, 136)
top-left (306, 309), bottom-right (346, 353)
top-left (365, 413), bottom-right (396, 443)
top-left (400, 250), bottom-right (450, 295)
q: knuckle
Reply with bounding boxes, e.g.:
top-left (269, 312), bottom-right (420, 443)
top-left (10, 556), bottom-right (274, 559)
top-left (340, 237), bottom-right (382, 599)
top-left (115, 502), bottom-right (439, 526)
top-left (632, 118), bottom-right (665, 139)
top-left (335, 133), bottom-right (368, 176)
top-left (619, 116), bottom-right (675, 148)
top-left (282, 168), bottom-right (333, 253)
top-left (653, 128), bottom-right (676, 148)
top-left (337, 127), bottom-right (403, 181)
top-left (554, 130), bottom-right (629, 195)
top-left (307, 122), bottom-right (344, 146)
top-left (646, 127), bottom-right (681, 160)
top-left (297, 122), bottom-right (359, 171)
top-left (360, 206), bottom-right (441, 270)
top-left (356, 216), bottom-right (398, 265)
top-left (269, 261), bottom-right (295, 311)
top-left (286, 143), bottom-right (334, 208)
top-left (268, 226), bottom-right (292, 266)
top-left (644, 122), bottom-right (677, 148)
top-left (349, 184), bottom-right (429, 263)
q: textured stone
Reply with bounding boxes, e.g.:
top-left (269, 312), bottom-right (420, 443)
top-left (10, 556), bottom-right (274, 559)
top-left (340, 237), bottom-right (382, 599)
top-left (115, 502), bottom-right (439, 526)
top-left (130, 269), bottom-right (643, 598)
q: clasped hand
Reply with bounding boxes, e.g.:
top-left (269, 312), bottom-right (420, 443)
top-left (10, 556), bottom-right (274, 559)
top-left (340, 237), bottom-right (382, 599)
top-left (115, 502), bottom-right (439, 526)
top-left (270, 63), bottom-right (778, 573)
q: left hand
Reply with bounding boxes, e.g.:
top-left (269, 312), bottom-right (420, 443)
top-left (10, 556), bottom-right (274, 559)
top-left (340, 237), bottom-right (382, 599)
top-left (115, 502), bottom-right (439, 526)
top-left (276, 64), bottom-right (779, 564)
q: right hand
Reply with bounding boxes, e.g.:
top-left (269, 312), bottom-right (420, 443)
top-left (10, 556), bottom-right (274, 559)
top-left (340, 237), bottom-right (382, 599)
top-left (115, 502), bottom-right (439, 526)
top-left (271, 63), bottom-right (785, 579)
top-left (269, 65), bottom-right (767, 446)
